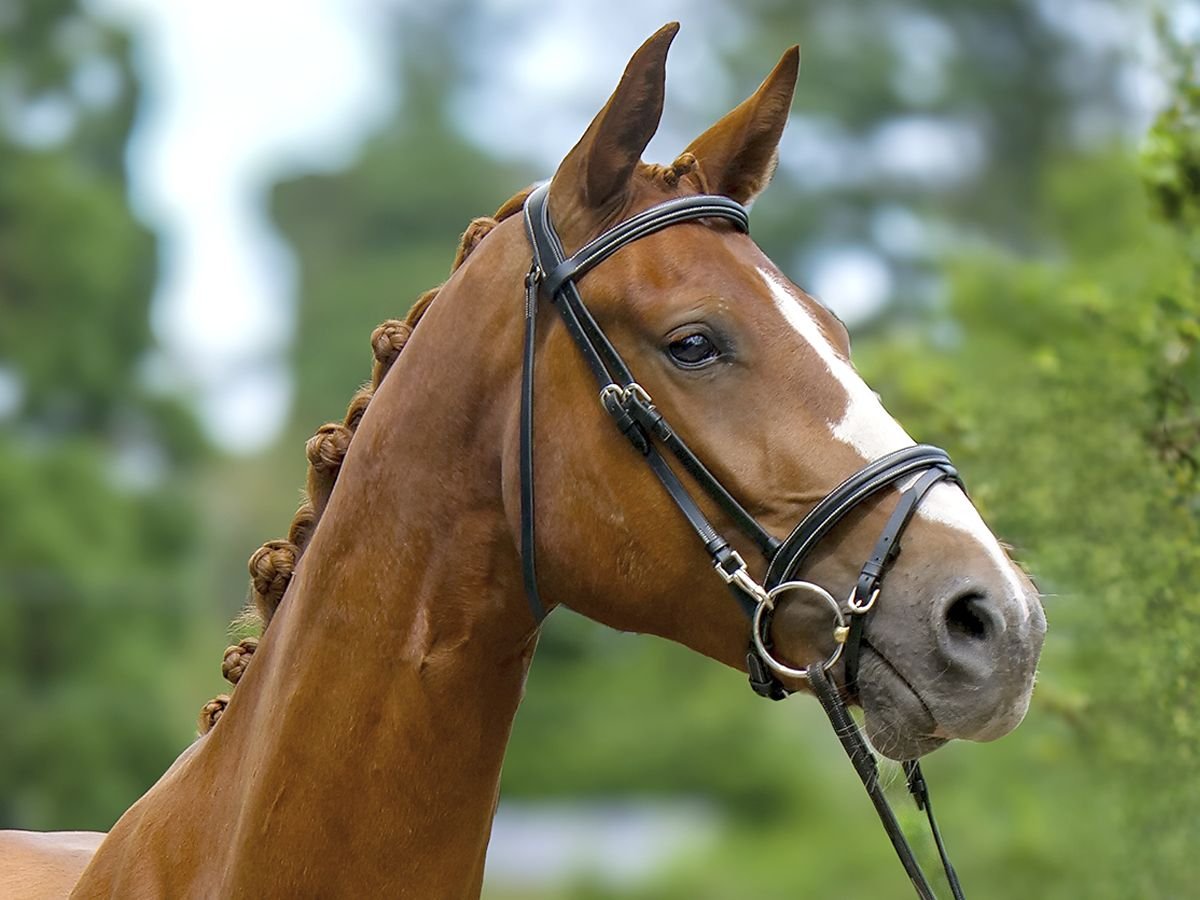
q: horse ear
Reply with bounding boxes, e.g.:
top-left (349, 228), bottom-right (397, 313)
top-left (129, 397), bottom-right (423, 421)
top-left (684, 45), bottom-right (800, 205)
top-left (551, 23), bottom-right (678, 221)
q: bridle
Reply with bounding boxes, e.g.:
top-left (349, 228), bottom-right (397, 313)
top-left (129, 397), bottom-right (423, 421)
top-left (521, 182), bottom-right (965, 898)
top-left (520, 181), bottom-right (966, 899)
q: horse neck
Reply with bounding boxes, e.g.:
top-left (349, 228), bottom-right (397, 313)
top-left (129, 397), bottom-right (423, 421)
top-left (84, 227), bottom-right (540, 898)
top-left (224, 243), bottom-right (537, 894)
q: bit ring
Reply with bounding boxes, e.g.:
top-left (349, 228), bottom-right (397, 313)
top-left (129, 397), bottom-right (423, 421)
top-left (751, 580), bottom-right (847, 681)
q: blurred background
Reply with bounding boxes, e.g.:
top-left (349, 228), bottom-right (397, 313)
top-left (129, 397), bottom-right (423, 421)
top-left (1, 0), bottom-right (1198, 896)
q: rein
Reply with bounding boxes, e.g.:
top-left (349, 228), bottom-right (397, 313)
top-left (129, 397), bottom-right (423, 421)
top-left (520, 181), bottom-right (965, 899)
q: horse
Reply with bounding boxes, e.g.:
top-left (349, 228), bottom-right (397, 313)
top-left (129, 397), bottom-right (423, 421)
top-left (0, 23), bottom-right (1045, 898)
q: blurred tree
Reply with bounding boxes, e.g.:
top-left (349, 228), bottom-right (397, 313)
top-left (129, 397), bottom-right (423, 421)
top-left (220, 4), bottom-right (541, 596)
top-left (0, 0), bottom-right (211, 830)
top-left (273, 7), bottom-right (534, 430)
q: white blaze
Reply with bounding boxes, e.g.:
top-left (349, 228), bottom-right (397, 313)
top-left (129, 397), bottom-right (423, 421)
top-left (757, 267), bottom-right (1031, 616)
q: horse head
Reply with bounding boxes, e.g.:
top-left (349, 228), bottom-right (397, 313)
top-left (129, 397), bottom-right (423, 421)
top-left (498, 23), bottom-right (1045, 760)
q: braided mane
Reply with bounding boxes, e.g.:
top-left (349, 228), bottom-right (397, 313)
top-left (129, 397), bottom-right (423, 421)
top-left (197, 159), bottom-right (701, 733)
top-left (198, 186), bottom-right (534, 734)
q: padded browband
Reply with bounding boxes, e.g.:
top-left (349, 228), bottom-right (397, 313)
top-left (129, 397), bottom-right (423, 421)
top-left (540, 194), bottom-right (750, 297)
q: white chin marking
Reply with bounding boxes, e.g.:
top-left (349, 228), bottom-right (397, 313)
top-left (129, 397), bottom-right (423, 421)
top-left (757, 267), bottom-right (1031, 617)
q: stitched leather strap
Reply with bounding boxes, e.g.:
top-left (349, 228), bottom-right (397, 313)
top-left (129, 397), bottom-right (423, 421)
top-left (765, 445), bottom-right (959, 589)
top-left (810, 666), bottom-right (964, 900)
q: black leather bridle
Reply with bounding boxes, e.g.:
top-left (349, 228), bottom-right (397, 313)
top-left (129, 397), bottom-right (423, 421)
top-left (520, 181), bottom-right (966, 899)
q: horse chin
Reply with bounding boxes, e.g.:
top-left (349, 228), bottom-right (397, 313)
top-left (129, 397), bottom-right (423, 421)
top-left (856, 648), bottom-right (948, 761)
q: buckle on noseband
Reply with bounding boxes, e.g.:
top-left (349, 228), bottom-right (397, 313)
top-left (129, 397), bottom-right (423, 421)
top-left (750, 581), bottom-right (847, 681)
top-left (847, 585), bottom-right (881, 615)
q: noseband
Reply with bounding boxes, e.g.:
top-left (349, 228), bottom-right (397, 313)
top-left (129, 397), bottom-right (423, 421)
top-left (520, 182), bottom-right (965, 899)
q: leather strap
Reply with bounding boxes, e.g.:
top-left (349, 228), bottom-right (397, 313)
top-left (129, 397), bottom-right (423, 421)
top-left (810, 666), bottom-right (965, 900)
top-left (624, 397), bottom-right (781, 558)
top-left (540, 194), bottom-right (749, 297)
top-left (844, 466), bottom-right (957, 694)
top-left (519, 267), bottom-right (548, 621)
top-left (766, 445), bottom-right (959, 589)
top-left (904, 761), bottom-right (966, 899)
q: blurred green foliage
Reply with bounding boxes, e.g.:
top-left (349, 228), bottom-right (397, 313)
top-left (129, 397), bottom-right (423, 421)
top-left (0, 1), bottom-right (217, 829)
top-left (2, 1), bottom-right (1198, 898)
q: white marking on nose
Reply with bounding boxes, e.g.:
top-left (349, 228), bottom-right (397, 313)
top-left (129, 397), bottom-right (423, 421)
top-left (917, 484), bottom-right (1032, 619)
top-left (757, 266), bottom-right (1031, 617)
top-left (758, 267), bottom-right (912, 458)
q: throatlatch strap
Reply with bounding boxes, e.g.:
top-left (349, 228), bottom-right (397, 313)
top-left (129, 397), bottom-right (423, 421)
top-left (519, 268), bottom-right (547, 622)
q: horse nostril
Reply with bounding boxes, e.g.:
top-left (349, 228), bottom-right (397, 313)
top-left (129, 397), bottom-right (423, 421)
top-left (945, 591), bottom-right (992, 642)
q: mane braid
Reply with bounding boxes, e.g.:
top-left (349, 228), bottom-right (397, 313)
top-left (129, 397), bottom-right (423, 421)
top-left (197, 187), bottom-right (533, 734)
top-left (644, 152), bottom-right (699, 188)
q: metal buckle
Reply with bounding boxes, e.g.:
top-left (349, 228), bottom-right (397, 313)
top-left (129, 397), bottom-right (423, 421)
top-left (714, 551), bottom-right (769, 604)
top-left (599, 382), bottom-right (654, 410)
top-left (623, 383), bottom-right (653, 406)
top-left (599, 383), bottom-right (623, 407)
top-left (847, 585), bottom-right (881, 615)
top-left (751, 581), bottom-right (847, 681)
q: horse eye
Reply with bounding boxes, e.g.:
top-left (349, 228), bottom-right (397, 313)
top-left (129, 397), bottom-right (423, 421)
top-left (667, 332), bottom-right (720, 368)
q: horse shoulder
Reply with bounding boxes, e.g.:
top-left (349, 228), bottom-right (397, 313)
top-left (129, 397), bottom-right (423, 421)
top-left (0, 830), bottom-right (106, 900)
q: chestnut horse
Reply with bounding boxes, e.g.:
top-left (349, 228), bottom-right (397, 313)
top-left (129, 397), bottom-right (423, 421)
top-left (1, 23), bottom-right (1045, 898)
